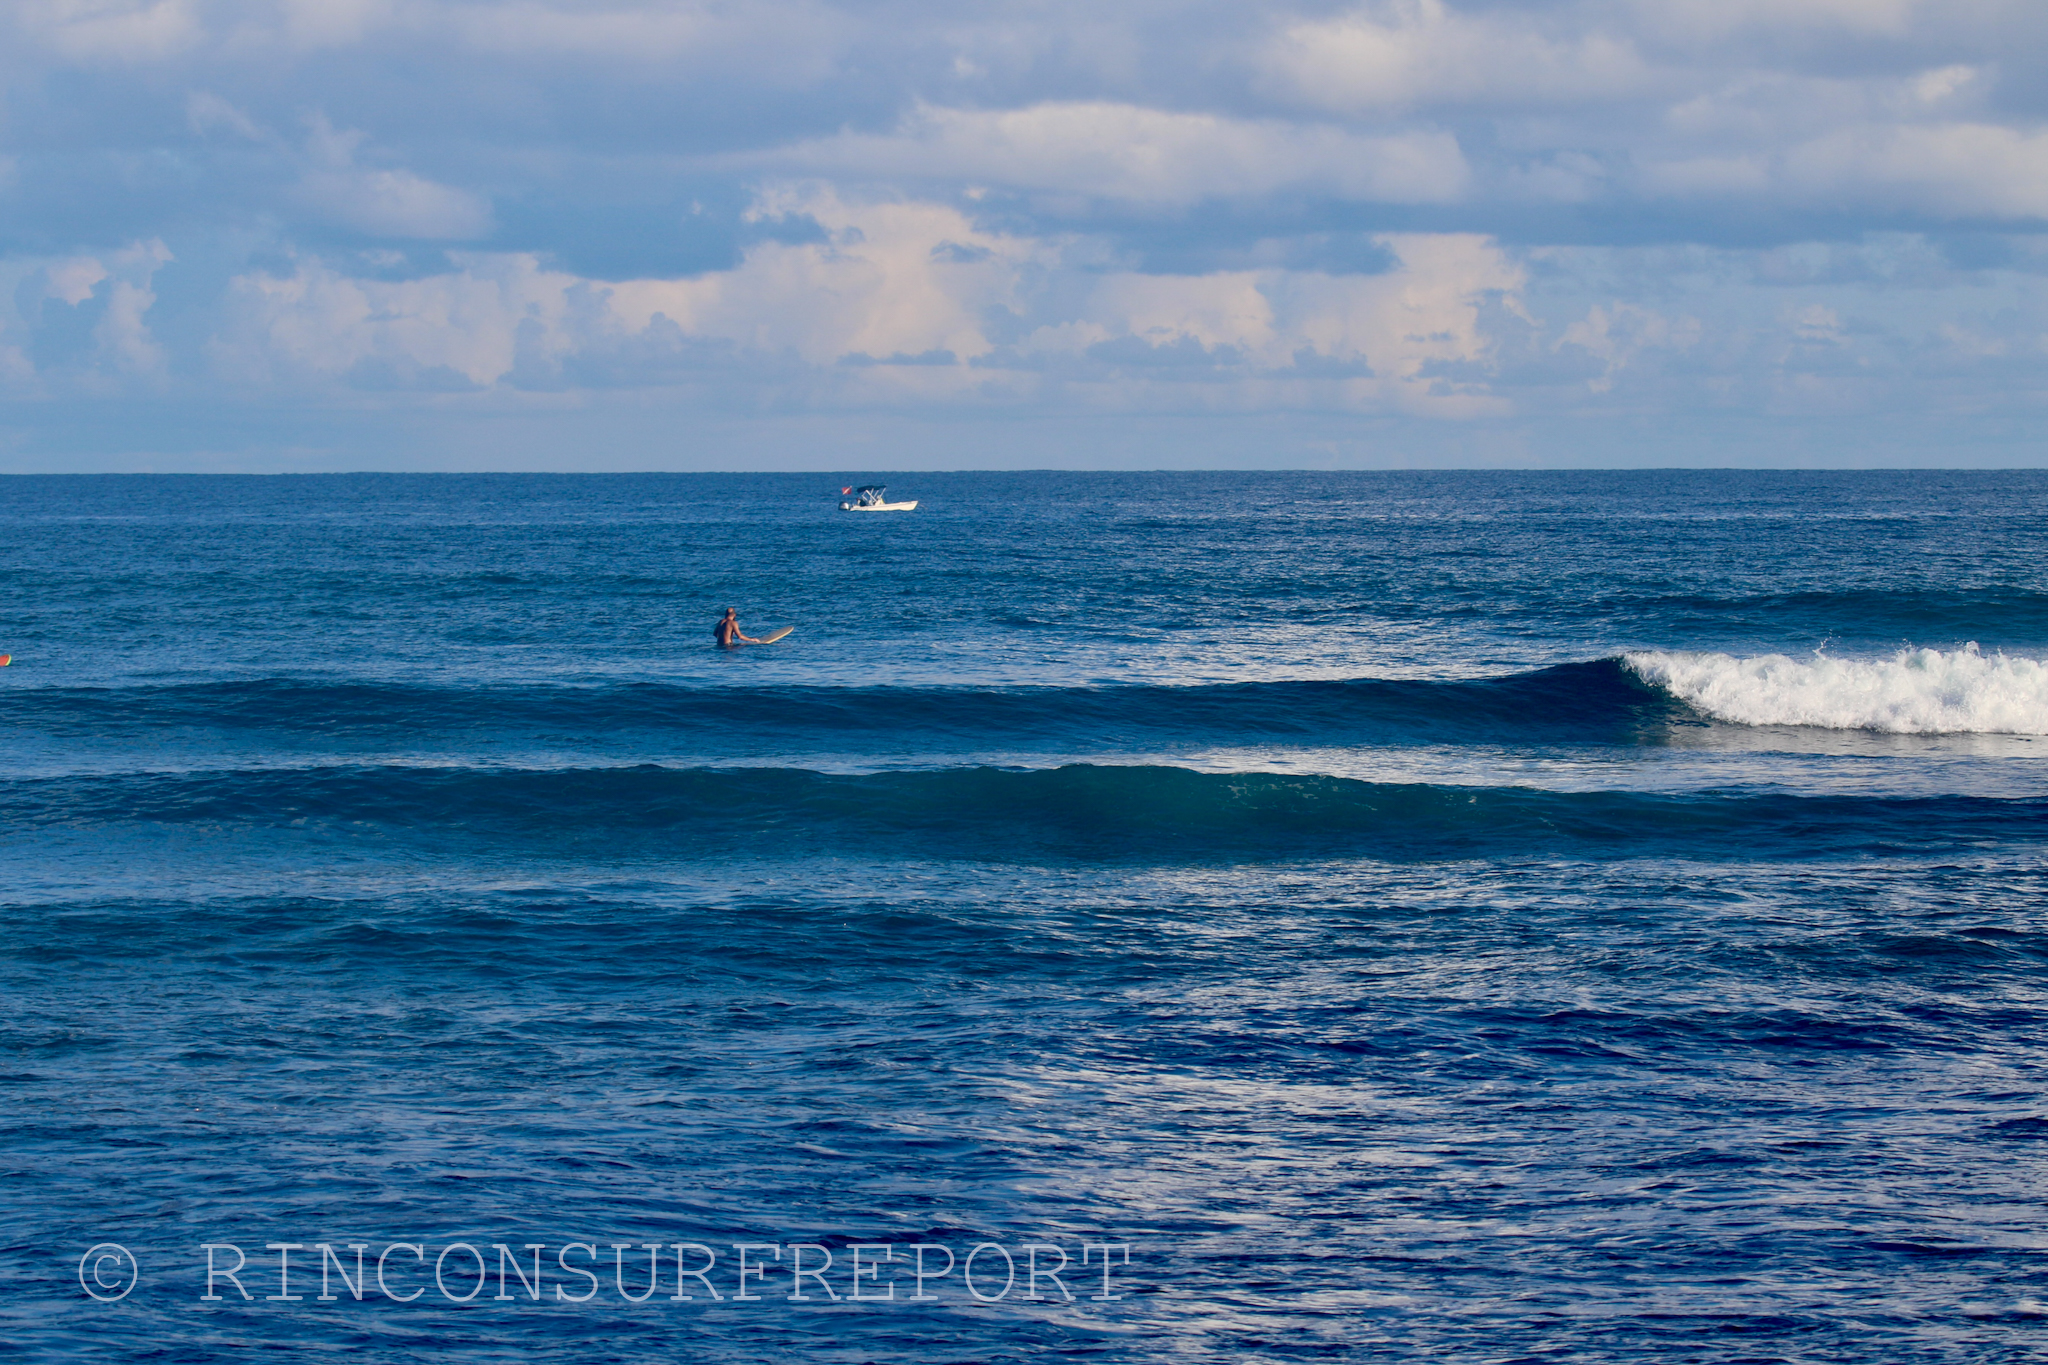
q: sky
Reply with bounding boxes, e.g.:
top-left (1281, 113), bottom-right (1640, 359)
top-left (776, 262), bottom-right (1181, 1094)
top-left (2, 0), bottom-right (2046, 471)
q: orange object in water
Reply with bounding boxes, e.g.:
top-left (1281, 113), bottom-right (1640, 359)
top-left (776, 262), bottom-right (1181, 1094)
top-left (0, 654), bottom-right (10, 666)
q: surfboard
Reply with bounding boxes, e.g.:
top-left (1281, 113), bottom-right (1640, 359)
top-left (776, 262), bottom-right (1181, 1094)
top-left (0, 654), bottom-right (10, 666)
top-left (757, 627), bottom-right (794, 644)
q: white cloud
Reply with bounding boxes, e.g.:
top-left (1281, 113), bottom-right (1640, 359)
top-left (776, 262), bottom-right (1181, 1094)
top-left (1262, 234), bottom-right (1526, 413)
top-left (5, 239), bottom-right (176, 386)
top-left (1644, 119), bottom-right (2048, 219)
top-left (175, 104), bottom-right (493, 238)
top-left (1788, 303), bottom-right (1844, 341)
top-left (293, 168), bottom-right (494, 239)
top-left (1782, 122), bottom-right (2048, 218)
top-left (44, 256), bottom-right (111, 305)
top-left (1904, 64), bottom-right (1979, 109)
top-left (215, 252), bottom-right (559, 386)
top-left (186, 90), bottom-right (271, 143)
top-left (101, 238), bottom-right (174, 377)
top-left (214, 188), bottom-right (1041, 386)
top-left (1073, 273), bottom-right (1277, 356)
top-left (1261, 0), bottom-right (1651, 113)
top-left (97, 278), bottom-right (166, 374)
top-left (1011, 233), bottom-right (1524, 416)
top-left (685, 189), bottom-right (1036, 364)
top-left (254, 0), bottom-right (394, 51)
top-left (1627, 54), bottom-right (2048, 221)
top-left (288, 115), bottom-right (494, 239)
top-left (210, 186), bottom-right (1530, 417)
top-left (1559, 303), bottom-right (1702, 393)
top-left (16, 0), bottom-right (199, 61)
top-left (7, 0), bottom-right (2048, 460)
top-left (772, 102), bottom-right (1470, 206)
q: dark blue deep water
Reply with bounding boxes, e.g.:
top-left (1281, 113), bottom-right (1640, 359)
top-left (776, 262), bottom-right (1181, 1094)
top-left (4, 470), bottom-right (2048, 1362)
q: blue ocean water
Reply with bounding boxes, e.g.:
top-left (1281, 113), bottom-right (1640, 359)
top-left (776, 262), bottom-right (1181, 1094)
top-left (4, 469), bottom-right (2047, 1362)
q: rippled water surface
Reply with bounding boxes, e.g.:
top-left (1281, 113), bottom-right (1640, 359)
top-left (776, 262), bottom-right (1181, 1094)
top-left (3, 471), bottom-right (2047, 1362)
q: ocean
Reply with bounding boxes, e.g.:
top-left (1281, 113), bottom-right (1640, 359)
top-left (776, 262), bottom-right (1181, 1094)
top-left (4, 469), bottom-right (2046, 1362)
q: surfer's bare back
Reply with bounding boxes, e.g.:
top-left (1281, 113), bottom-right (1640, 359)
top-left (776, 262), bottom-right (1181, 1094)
top-left (714, 607), bottom-right (761, 647)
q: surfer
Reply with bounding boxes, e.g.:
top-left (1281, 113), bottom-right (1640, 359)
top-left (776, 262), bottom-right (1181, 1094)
top-left (714, 607), bottom-right (762, 648)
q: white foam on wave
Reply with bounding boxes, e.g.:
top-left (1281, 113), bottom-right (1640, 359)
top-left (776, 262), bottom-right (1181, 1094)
top-left (1625, 645), bottom-right (2048, 734)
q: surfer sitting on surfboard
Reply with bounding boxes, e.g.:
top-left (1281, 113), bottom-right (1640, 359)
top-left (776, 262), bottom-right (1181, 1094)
top-left (714, 607), bottom-right (761, 648)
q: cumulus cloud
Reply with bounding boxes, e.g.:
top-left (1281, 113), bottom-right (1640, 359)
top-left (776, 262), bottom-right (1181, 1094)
top-left (2, 0), bottom-right (2047, 463)
top-left (2, 238), bottom-right (174, 388)
top-left (205, 185), bottom-right (1535, 420)
top-left (210, 189), bottom-right (1034, 389)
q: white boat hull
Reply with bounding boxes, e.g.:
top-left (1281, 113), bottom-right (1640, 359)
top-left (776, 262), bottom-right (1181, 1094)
top-left (841, 500), bottom-right (918, 511)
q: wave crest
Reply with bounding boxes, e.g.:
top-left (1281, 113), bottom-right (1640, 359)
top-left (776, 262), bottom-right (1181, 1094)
top-left (1626, 646), bottom-right (2048, 734)
top-left (0, 662), bottom-right (1679, 749)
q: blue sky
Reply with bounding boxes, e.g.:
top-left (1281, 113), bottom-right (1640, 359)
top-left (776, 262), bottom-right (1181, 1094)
top-left (2, 0), bottom-right (2045, 470)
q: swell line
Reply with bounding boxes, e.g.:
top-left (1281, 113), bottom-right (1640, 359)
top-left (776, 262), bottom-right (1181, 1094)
top-left (7, 762), bottom-right (2040, 864)
top-left (7, 650), bottom-right (2045, 756)
top-left (0, 661), bottom-right (1680, 746)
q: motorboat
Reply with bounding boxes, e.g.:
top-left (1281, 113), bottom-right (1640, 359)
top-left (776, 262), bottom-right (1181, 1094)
top-left (839, 485), bottom-right (918, 511)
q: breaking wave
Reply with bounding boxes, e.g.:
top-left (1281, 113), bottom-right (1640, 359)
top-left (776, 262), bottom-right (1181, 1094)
top-left (1627, 646), bottom-right (2048, 735)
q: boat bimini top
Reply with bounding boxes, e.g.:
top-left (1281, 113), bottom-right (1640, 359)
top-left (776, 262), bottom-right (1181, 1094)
top-left (839, 485), bottom-right (919, 511)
